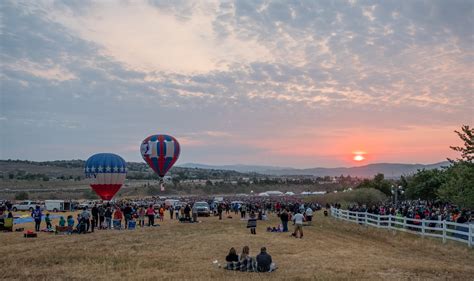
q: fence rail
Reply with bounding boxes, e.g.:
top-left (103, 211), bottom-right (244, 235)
top-left (330, 207), bottom-right (473, 248)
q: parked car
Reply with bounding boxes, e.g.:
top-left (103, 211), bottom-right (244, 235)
top-left (193, 201), bottom-right (210, 217)
top-left (45, 200), bottom-right (74, 212)
top-left (12, 201), bottom-right (44, 212)
top-left (78, 200), bottom-right (101, 209)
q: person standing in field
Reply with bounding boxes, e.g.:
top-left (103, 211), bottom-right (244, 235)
top-left (217, 203), bottom-right (223, 220)
top-left (104, 206), bottom-right (112, 229)
top-left (184, 204), bottom-right (191, 221)
top-left (81, 207), bottom-right (91, 232)
top-left (123, 203), bottom-right (133, 229)
top-left (31, 205), bottom-right (42, 232)
top-left (305, 206), bottom-right (314, 226)
top-left (292, 211), bottom-right (305, 238)
top-left (240, 204), bottom-right (247, 219)
top-left (247, 211), bottom-right (257, 234)
top-left (113, 206), bottom-right (123, 229)
top-left (91, 204), bottom-right (99, 229)
top-left (138, 206), bottom-right (145, 227)
top-left (98, 205), bottom-right (105, 229)
top-left (174, 204), bottom-right (180, 220)
top-left (45, 213), bottom-right (52, 230)
top-left (146, 204), bottom-right (155, 226)
top-left (280, 209), bottom-right (289, 232)
top-left (159, 206), bottom-right (165, 222)
top-left (169, 205), bottom-right (174, 220)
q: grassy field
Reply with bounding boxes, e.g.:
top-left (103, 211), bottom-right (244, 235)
top-left (1, 211), bottom-right (473, 281)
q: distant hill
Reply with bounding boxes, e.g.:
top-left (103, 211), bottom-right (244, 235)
top-left (178, 163), bottom-right (291, 173)
top-left (1, 159), bottom-right (450, 179)
top-left (179, 161), bottom-right (451, 178)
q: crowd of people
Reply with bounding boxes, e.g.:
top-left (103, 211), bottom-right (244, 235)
top-left (344, 200), bottom-right (472, 225)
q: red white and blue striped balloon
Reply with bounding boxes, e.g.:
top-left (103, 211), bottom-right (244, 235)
top-left (140, 134), bottom-right (180, 177)
top-left (85, 153), bottom-right (127, 200)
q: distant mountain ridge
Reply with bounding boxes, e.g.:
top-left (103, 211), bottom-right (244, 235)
top-left (179, 161), bottom-right (450, 178)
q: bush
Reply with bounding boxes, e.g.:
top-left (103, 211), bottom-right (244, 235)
top-left (307, 188), bottom-right (387, 208)
top-left (15, 191), bottom-right (29, 200)
top-left (82, 190), bottom-right (99, 200)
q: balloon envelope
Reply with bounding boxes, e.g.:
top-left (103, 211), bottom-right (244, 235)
top-left (85, 153), bottom-right (127, 200)
top-left (140, 134), bottom-right (180, 177)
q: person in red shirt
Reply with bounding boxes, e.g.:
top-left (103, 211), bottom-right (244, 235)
top-left (146, 204), bottom-right (155, 226)
top-left (113, 207), bottom-right (123, 229)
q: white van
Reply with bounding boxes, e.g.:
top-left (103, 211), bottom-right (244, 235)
top-left (45, 200), bottom-right (73, 212)
top-left (164, 199), bottom-right (180, 208)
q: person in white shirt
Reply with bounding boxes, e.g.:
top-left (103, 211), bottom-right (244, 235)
top-left (292, 211), bottom-right (305, 238)
top-left (305, 207), bottom-right (314, 226)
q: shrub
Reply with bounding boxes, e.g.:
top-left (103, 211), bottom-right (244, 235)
top-left (15, 191), bottom-right (29, 200)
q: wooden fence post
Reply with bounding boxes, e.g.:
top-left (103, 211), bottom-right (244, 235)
top-left (469, 224), bottom-right (472, 248)
top-left (376, 215), bottom-right (380, 228)
top-left (403, 217), bottom-right (407, 231)
top-left (442, 221), bottom-right (446, 244)
top-left (421, 219), bottom-right (425, 238)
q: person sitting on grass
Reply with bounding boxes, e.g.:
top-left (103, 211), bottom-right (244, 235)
top-left (256, 247), bottom-right (277, 272)
top-left (239, 246), bottom-right (257, 272)
top-left (224, 247), bottom-right (239, 270)
top-left (59, 216), bottom-right (66, 227)
top-left (247, 211), bottom-right (257, 235)
top-left (67, 215), bottom-right (74, 234)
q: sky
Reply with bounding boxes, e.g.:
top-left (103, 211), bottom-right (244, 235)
top-left (0, 0), bottom-right (473, 168)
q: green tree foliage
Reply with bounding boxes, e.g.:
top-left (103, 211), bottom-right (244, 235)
top-left (356, 173), bottom-right (392, 196)
top-left (82, 190), bottom-right (99, 199)
top-left (15, 191), bottom-right (29, 200)
top-left (437, 162), bottom-right (474, 209)
top-left (403, 125), bottom-right (474, 208)
top-left (449, 125), bottom-right (474, 163)
top-left (404, 169), bottom-right (445, 200)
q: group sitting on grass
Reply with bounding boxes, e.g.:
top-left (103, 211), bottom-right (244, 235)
top-left (224, 246), bottom-right (277, 272)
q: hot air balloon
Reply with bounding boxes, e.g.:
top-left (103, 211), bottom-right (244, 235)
top-left (85, 153), bottom-right (127, 200)
top-left (140, 134), bottom-right (180, 190)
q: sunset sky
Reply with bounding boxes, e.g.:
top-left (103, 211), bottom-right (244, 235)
top-left (1, 0), bottom-right (472, 168)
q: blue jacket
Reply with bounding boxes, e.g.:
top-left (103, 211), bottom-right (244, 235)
top-left (32, 209), bottom-right (42, 220)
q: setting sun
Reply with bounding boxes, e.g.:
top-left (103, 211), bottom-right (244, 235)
top-left (353, 155), bottom-right (365, 161)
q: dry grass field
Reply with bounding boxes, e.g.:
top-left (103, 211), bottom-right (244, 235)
top-left (1, 211), bottom-right (473, 281)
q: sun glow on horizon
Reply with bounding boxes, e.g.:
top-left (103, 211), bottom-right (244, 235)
top-left (353, 154), bottom-right (365, 161)
top-left (352, 151), bottom-right (367, 162)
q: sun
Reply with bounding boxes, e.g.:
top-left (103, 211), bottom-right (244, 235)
top-left (353, 155), bottom-right (365, 161)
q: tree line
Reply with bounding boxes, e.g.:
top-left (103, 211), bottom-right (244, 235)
top-left (355, 125), bottom-right (473, 209)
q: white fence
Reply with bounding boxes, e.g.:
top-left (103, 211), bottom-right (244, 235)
top-left (330, 207), bottom-right (473, 248)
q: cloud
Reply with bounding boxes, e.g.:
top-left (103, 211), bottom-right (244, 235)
top-left (0, 0), bottom-right (472, 167)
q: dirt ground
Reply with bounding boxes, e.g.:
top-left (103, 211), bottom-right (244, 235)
top-left (1, 211), bottom-right (473, 281)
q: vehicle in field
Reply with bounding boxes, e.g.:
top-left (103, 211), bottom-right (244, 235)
top-left (78, 200), bottom-right (101, 209)
top-left (192, 201), bottom-right (210, 217)
top-left (44, 200), bottom-right (74, 212)
top-left (12, 201), bottom-right (43, 212)
top-left (164, 199), bottom-right (180, 208)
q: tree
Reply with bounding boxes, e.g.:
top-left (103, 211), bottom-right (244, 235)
top-left (15, 191), bottom-right (29, 200)
top-left (437, 162), bottom-right (474, 209)
top-left (404, 169), bottom-right (445, 200)
top-left (356, 173), bottom-right (392, 196)
top-left (449, 125), bottom-right (473, 163)
top-left (435, 125), bottom-right (474, 208)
